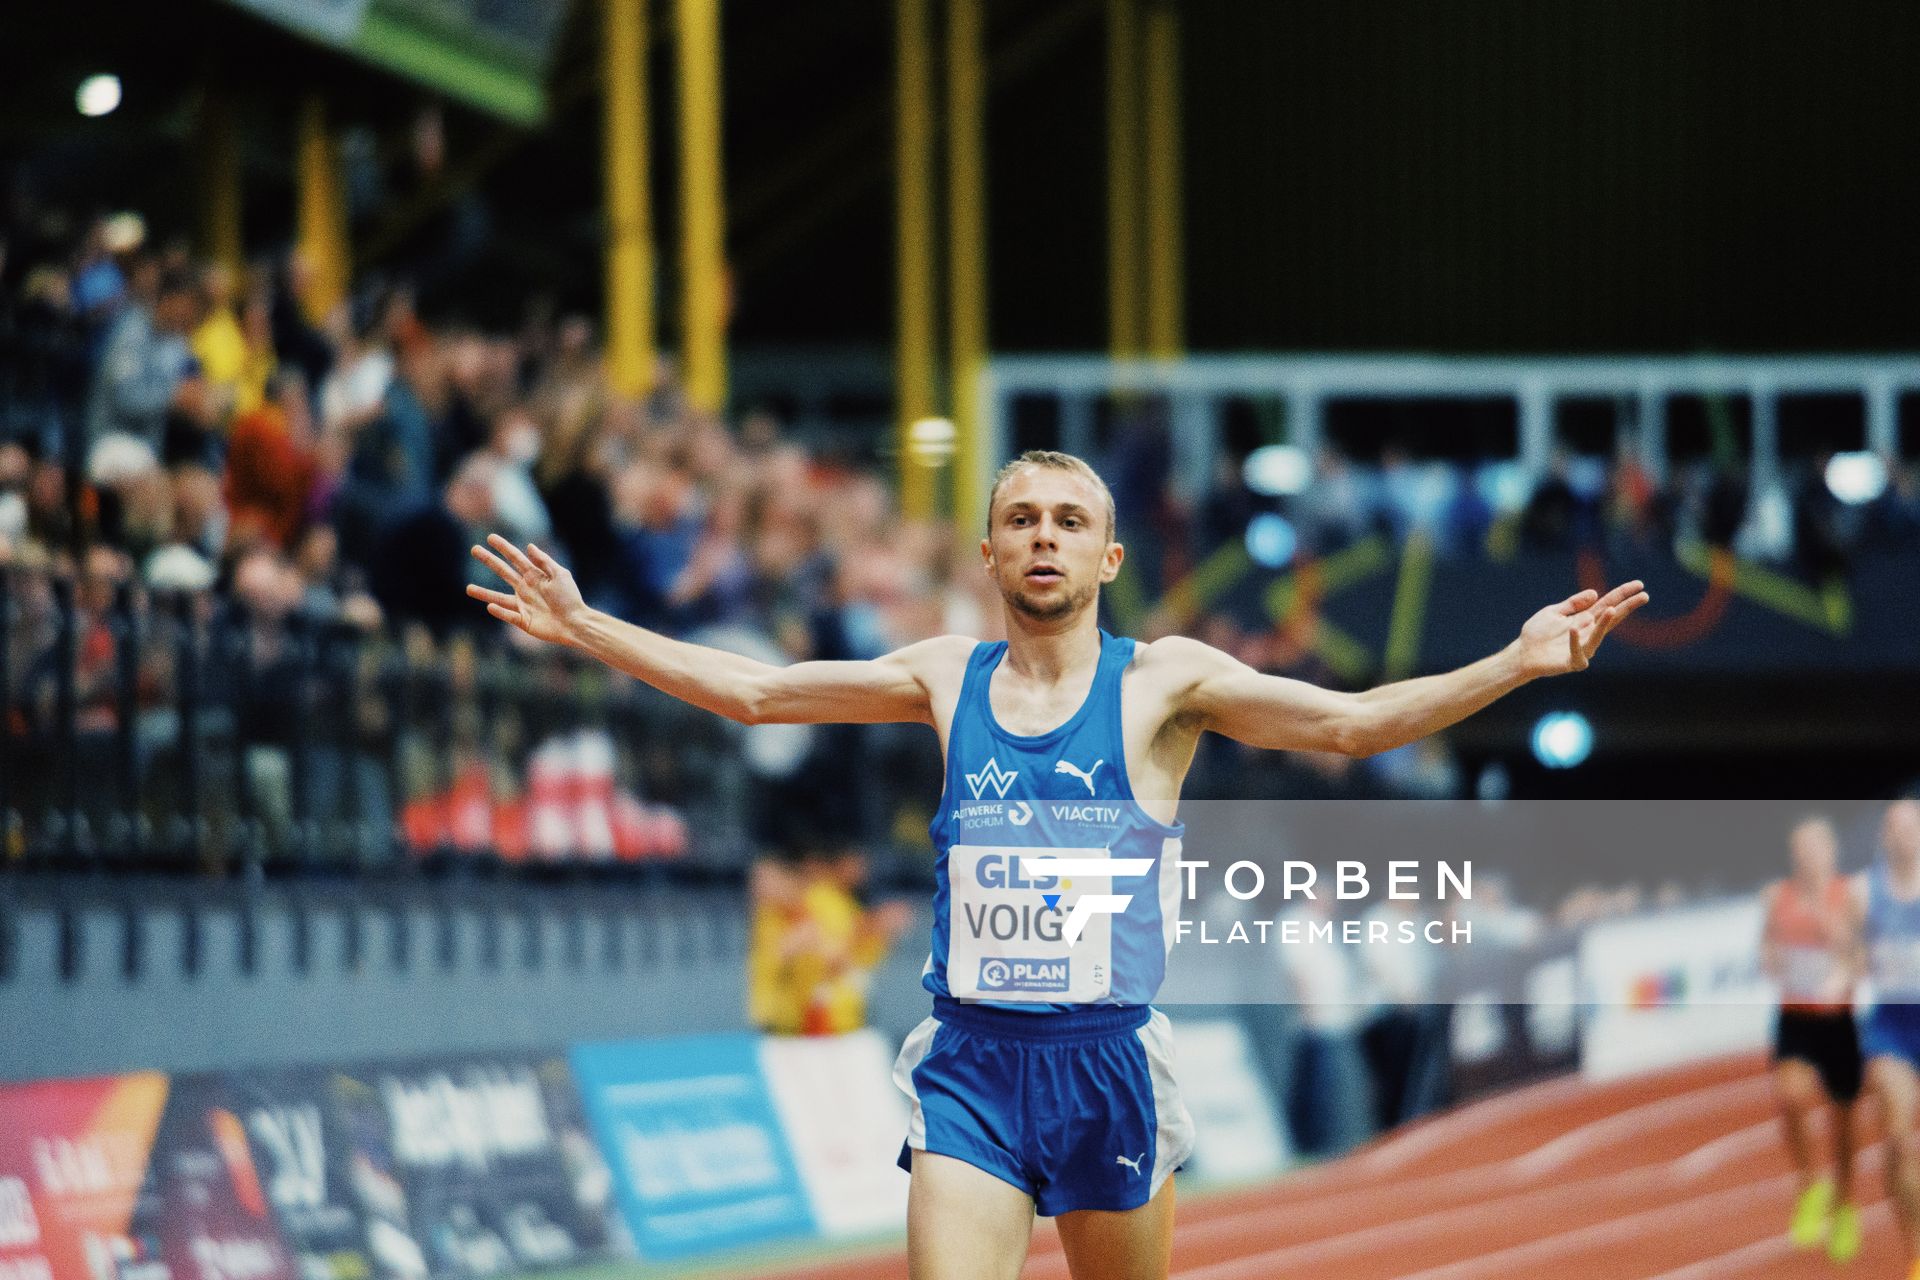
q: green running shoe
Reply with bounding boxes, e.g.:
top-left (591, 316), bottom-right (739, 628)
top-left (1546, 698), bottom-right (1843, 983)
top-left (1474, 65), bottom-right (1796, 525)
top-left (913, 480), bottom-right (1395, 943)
top-left (1827, 1202), bottom-right (1861, 1264)
top-left (1788, 1178), bottom-right (1833, 1249)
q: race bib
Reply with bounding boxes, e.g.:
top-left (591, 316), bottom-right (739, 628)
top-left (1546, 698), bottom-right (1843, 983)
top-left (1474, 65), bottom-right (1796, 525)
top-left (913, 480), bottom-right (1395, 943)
top-left (947, 844), bottom-right (1115, 1003)
top-left (1777, 944), bottom-right (1839, 1002)
top-left (1874, 937), bottom-right (1920, 998)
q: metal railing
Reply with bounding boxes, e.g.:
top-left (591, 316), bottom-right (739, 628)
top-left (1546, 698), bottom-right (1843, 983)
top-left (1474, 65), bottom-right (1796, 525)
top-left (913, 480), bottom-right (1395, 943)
top-left (982, 353), bottom-right (1920, 508)
top-left (0, 570), bottom-right (755, 879)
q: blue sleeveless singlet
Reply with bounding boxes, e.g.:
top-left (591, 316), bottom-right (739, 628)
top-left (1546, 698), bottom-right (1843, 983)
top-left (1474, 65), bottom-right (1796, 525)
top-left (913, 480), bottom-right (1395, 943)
top-left (921, 629), bottom-right (1186, 1010)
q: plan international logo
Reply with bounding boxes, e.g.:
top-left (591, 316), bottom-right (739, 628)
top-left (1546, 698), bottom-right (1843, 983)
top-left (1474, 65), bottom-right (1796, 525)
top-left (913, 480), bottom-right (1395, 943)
top-left (965, 757), bottom-right (1019, 800)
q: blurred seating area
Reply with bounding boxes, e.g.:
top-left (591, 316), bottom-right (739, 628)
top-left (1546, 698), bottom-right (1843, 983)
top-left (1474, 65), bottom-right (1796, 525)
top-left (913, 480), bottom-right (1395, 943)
top-left (0, 195), bottom-right (1010, 876)
top-left (8, 200), bottom-right (1920, 879)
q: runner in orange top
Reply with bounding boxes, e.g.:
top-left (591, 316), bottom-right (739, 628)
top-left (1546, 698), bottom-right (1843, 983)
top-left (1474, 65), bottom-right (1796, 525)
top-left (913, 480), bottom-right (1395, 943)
top-left (1760, 814), bottom-right (1864, 1262)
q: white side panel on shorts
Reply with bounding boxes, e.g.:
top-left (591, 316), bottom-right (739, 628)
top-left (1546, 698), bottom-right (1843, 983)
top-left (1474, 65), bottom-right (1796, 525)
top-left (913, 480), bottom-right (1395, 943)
top-left (891, 1014), bottom-right (942, 1150)
top-left (1136, 1009), bottom-right (1197, 1200)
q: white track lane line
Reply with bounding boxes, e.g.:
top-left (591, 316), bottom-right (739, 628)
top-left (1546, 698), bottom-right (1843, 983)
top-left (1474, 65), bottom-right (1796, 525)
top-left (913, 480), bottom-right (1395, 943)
top-left (1164, 1100), bottom-right (1868, 1280)
top-left (1634, 1201), bottom-right (1895, 1280)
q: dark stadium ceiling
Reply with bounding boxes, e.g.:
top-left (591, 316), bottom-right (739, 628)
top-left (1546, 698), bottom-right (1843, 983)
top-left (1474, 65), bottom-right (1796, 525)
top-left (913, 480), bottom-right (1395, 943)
top-left (10, 2), bottom-right (1920, 354)
top-left (0, 0), bottom-right (916, 336)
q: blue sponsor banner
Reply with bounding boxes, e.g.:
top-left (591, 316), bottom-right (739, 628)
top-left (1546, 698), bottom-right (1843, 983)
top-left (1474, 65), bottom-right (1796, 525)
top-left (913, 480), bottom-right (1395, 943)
top-left (569, 1036), bottom-right (814, 1260)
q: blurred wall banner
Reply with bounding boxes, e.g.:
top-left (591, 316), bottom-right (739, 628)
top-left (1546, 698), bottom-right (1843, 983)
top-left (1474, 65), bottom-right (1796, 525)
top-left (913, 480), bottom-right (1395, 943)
top-left (569, 1036), bottom-right (813, 1261)
top-left (1579, 900), bottom-right (1772, 1081)
top-left (1161, 1018), bottom-right (1290, 1182)
top-left (217, 0), bottom-right (568, 122)
top-left (140, 1076), bottom-right (301, 1280)
top-left (758, 1032), bottom-right (909, 1239)
top-left (1441, 933), bottom-right (1581, 1099)
top-left (325, 1056), bottom-right (623, 1279)
top-left (0, 1073), bottom-right (171, 1280)
top-left (218, 1071), bottom-right (378, 1280)
top-left (222, 0), bottom-right (373, 45)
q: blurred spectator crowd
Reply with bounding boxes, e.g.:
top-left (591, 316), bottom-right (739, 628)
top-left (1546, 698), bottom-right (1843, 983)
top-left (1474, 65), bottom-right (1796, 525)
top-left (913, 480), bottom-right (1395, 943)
top-left (10, 200), bottom-right (1919, 869)
top-left (0, 202), bottom-right (999, 868)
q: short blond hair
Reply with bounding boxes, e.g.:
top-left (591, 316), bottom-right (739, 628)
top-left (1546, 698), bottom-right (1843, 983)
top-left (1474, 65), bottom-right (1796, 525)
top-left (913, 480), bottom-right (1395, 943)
top-left (986, 450), bottom-right (1116, 542)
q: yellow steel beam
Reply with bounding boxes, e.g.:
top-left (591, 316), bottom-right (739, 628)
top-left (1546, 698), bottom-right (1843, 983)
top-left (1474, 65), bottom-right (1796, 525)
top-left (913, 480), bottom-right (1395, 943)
top-left (295, 96), bottom-right (350, 327)
top-left (1106, 0), bottom-right (1143, 360)
top-left (895, 0), bottom-right (937, 518)
top-left (948, 0), bottom-right (989, 537)
top-left (602, 0), bottom-right (655, 397)
top-left (1142, 0), bottom-right (1184, 356)
top-left (197, 87), bottom-right (242, 272)
top-left (676, 0), bottom-right (728, 412)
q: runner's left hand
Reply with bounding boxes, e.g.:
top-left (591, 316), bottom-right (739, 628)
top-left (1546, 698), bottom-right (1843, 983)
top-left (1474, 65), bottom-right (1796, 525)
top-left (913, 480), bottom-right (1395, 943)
top-left (1512, 580), bottom-right (1649, 678)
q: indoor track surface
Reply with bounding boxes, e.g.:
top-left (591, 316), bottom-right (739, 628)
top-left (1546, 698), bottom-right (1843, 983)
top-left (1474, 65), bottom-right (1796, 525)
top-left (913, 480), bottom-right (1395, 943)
top-left (762, 1054), bottom-right (1905, 1279)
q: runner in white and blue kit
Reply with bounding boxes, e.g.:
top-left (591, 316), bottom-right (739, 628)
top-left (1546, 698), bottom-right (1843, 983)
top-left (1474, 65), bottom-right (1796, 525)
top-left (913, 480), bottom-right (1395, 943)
top-left (468, 450), bottom-right (1648, 1280)
top-left (1855, 799), bottom-right (1920, 1280)
top-left (893, 625), bottom-right (1194, 1216)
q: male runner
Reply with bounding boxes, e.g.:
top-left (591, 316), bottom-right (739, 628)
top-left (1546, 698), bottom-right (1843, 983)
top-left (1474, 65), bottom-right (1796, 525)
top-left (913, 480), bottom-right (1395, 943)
top-left (1760, 815), bottom-right (1862, 1260)
top-left (1858, 798), bottom-right (1920, 1280)
top-left (468, 449), bottom-right (1648, 1280)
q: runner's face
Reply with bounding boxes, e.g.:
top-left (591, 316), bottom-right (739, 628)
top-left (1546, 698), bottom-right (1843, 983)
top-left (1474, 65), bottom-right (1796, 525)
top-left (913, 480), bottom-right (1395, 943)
top-left (1887, 802), bottom-right (1920, 871)
top-left (1790, 822), bottom-right (1837, 883)
top-left (983, 469), bottom-right (1119, 623)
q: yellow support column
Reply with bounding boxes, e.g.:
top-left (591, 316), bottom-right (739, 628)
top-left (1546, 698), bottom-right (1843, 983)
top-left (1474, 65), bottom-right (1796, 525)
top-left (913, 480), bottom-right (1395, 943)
top-left (602, 0), bottom-right (655, 398)
top-left (676, 0), bottom-right (728, 413)
top-left (198, 88), bottom-right (242, 272)
top-left (1106, 0), bottom-right (1143, 360)
top-left (1142, 0), bottom-right (1184, 357)
top-left (295, 96), bottom-right (350, 327)
top-left (948, 0), bottom-right (989, 536)
top-left (894, 0), bottom-right (937, 520)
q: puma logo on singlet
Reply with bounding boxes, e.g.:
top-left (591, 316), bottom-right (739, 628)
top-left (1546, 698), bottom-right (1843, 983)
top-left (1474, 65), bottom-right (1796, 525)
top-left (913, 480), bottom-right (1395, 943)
top-left (1055, 757), bottom-right (1104, 795)
top-left (1115, 1151), bottom-right (1145, 1175)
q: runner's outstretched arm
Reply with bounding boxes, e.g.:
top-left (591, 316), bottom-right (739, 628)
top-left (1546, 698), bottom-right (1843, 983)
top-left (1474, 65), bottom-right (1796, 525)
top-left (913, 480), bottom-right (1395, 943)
top-left (468, 534), bottom-right (955, 726)
top-left (1171, 581), bottom-right (1649, 758)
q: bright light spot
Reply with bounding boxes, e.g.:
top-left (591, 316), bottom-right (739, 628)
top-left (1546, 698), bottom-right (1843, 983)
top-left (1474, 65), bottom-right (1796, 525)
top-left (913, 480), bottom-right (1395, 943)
top-left (1242, 445), bottom-right (1312, 497)
top-left (1825, 452), bottom-right (1887, 505)
top-left (76, 75), bottom-right (121, 118)
top-left (1531, 712), bottom-right (1594, 769)
top-left (1244, 512), bottom-right (1297, 569)
top-left (1475, 461), bottom-right (1531, 514)
top-left (908, 417), bottom-right (954, 466)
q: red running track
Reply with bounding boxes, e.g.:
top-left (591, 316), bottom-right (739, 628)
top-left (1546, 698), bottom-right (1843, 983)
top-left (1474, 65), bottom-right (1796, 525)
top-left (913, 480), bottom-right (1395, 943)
top-left (764, 1055), bottom-right (1908, 1280)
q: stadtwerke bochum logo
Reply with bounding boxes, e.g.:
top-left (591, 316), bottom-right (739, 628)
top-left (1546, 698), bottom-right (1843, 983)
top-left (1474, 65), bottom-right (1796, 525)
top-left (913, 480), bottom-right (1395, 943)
top-left (965, 757), bottom-right (1019, 800)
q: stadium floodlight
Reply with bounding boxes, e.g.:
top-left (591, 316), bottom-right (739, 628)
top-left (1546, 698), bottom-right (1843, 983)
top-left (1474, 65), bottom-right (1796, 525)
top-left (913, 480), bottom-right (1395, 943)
top-left (1531, 712), bottom-right (1594, 769)
top-left (1825, 451), bottom-right (1887, 505)
top-left (1474, 460), bottom-right (1531, 514)
top-left (908, 416), bottom-right (955, 466)
top-left (1244, 512), bottom-right (1297, 569)
top-left (76, 75), bottom-right (121, 118)
top-left (1242, 445), bottom-right (1312, 497)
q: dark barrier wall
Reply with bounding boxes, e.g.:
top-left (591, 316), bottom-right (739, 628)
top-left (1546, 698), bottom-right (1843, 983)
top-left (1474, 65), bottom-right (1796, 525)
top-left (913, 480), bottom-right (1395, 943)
top-left (0, 889), bottom-right (749, 1082)
top-left (0, 885), bottom-right (942, 1083)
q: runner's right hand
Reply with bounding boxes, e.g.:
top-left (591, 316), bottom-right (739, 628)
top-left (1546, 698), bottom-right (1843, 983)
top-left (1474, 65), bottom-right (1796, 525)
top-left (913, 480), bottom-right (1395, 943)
top-left (468, 534), bottom-right (588, 647)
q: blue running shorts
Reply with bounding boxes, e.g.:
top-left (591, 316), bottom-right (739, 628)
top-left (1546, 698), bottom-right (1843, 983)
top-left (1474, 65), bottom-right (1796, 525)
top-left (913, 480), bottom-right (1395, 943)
top-left (892, 996), bottom-right (1195, 1216)
top-left (1862, 1001), bottom-right (1920, 1068)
